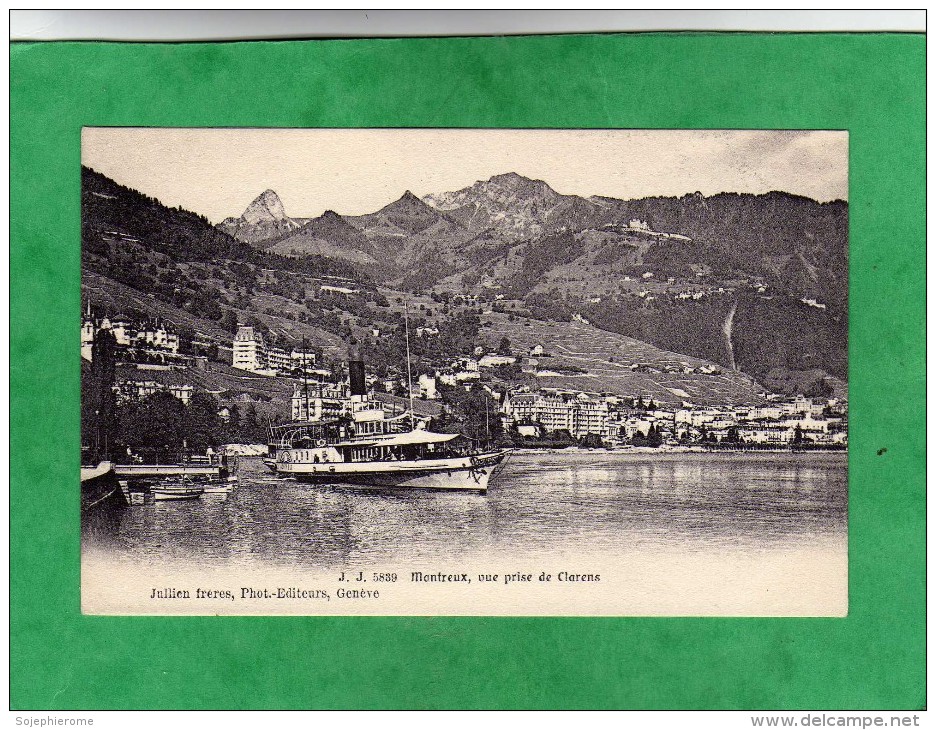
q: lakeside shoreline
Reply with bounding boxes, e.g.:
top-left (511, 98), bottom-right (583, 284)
top-left (511, 445), bottom-right (846, 455)
top-left (223, 444), bottom-right (846, 459)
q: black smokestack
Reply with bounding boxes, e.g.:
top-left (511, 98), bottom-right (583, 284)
top-left (348, 347), bottom-right (366, 396)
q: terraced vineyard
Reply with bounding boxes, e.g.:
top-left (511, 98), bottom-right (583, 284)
top-left (480, 312), bottom-right (765, 406)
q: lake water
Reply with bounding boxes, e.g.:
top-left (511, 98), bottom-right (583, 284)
top-left (82, 450), bottom-right (848, 616)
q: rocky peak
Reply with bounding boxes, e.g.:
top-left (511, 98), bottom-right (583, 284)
top-left (490, 171), bottom-right (525, 184)
top-left (420, 172), bottom-right (604, 242)
top-left (378, 190), bottom-right (439, 218)
top-left (302, 209), bottom-right (356, 235)
top-left (395, 190), bottom-right (429, 207)
top-left (241, 189), bottom-right (289, 225)
top-left (423, 172), bottom-right (560, 212)
top-left (488, 171), bottom-right (545, 191)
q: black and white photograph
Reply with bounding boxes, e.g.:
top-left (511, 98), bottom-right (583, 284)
top-left (80, 128), bottom-right (848, 615)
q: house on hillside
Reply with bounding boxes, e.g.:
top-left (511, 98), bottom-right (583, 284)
top-left (232, 326), bottom-right (268, 372)
top-left (113, 364), bottom-right (195, 405)
top-left (418, 373), bottom-right (438, 400)
top-left (478, 354), bottom-right (517, 368)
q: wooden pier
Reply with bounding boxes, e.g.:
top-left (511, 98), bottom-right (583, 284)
top-left (113, 463), bottom-right (228, 478)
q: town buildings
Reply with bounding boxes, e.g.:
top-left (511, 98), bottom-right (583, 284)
top-left (112, 365), bottom-right (195, 405)
top-left (81, 309), bottom-right (182, 363)
top-left (232, 327), bottom-right (318, 376)
top-left (290, 377), bottom-right (347, 422)
top-left (501, 389), bottom-right (620, 441)
top-left (502, 387), bottom-right (847, 448)
top-left (289, 381), bottom-right (443, 426)
top-left (81, 309), bottom-right (847, 449)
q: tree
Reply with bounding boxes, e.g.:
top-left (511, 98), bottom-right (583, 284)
top-left (550, 429), bottom-right (575, 446)
top-left (184, 391), bottom-right (222, 451)
top-left (579, 432), bottom-right (604, 449)
top-left (223, 403), bottom-right (241, 444)
top-left (238, 403), bottom-right (266, 444)
top-left (117, 390), bottom-right (187, 454)
top-left (792, 424), bottom-right (807, 445)
top-left (438, 385), bottom-right (503, 446)
top-left (85, 328), bottom-right (118, 458)
top-left (496, 336), bottom-right (512, 356)
top-left (439, 313), bottom-right (480, 355)
top-left (492, 363), bottom-right (524, 382)
top-left (698, 425), bottom-right (716, 443)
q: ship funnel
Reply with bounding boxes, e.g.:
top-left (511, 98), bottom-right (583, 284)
top-left (348, 347), bottom-right (366, 396)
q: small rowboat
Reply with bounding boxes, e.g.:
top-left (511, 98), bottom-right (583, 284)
top-left (151, 478), bottom-right (204, 501)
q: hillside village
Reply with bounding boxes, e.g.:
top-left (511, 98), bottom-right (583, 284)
top-left (80, 166), bottom-right (848, 456)
top-left (81, 306), bottom-right (847, 452)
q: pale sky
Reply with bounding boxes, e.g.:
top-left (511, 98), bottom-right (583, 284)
top-left (82, 128), bottom-right (848, 223)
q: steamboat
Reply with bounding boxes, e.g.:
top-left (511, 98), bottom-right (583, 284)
top-left (266, 345), bottom-right (510, 493)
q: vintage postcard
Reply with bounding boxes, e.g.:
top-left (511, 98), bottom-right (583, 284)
top-left (80, 128), bottom-right (848, 616)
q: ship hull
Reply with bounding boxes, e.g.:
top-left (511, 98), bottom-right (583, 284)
top-left (80, 462), bottom-right (128, 513)
top-left (277, 451), bottom-right (510, 493)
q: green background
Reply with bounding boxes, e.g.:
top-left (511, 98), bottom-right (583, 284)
top-left (10, 34), bottom-right (925, 710)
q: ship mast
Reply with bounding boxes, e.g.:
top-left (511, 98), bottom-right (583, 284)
top-left (485, 396), bottom-right (491, 447)
top-left (403, 298), bottom-right (415, 430)
top-left (301, 336), bottom-right (310, 422)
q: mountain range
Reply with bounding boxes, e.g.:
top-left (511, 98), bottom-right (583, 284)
top-left (80, 166), bottom-right (848, 391)
top-left (218, 173), bottom-right (848, 384)
top-left (219, 172), bottom-right (848, 313)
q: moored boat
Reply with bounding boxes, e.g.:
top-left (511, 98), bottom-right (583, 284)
top-left (267, 319), bottom-right (511, 493)
top-left (81, 461), bottom-right (128, 513)
top-left (275, 428), bottom-right (510, 492)
top-left (150, 477), bottom-right (204, 501)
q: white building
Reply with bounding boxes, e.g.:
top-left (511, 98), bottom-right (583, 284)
top-left (291, 378), bottom-right (347, 422)
top-left (478, 354), bottom-right (517, 368)
top-left (81, 308), bottom-right (181, 362)
top-left (502, 388), bottom-right (617, 441)
top-left (113, 364), bottom-right (195, 405)
top-left (232, 326), bottom-right (268, 372)
top-left (116, 379), bottom-right (194, 405)
top-left (291, 349), bottom-right (317, 372)
top-left (516, 423), bottom-right (542, 438)
top-left (81, 318), bottom-right (95, 361)
top-left (138, 326), bottom-right (180, 353)
top-left (450, 357), bottom-right (479, 372)
top-left (418, 373), bottom-right (438, 400)
top-left (737, 425), bottom-right (794, 445)
top-left (267, 347), bottom-right (293, 373)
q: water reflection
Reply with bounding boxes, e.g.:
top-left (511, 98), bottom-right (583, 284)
top-left (84, 451), bottom-right (847, 570)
